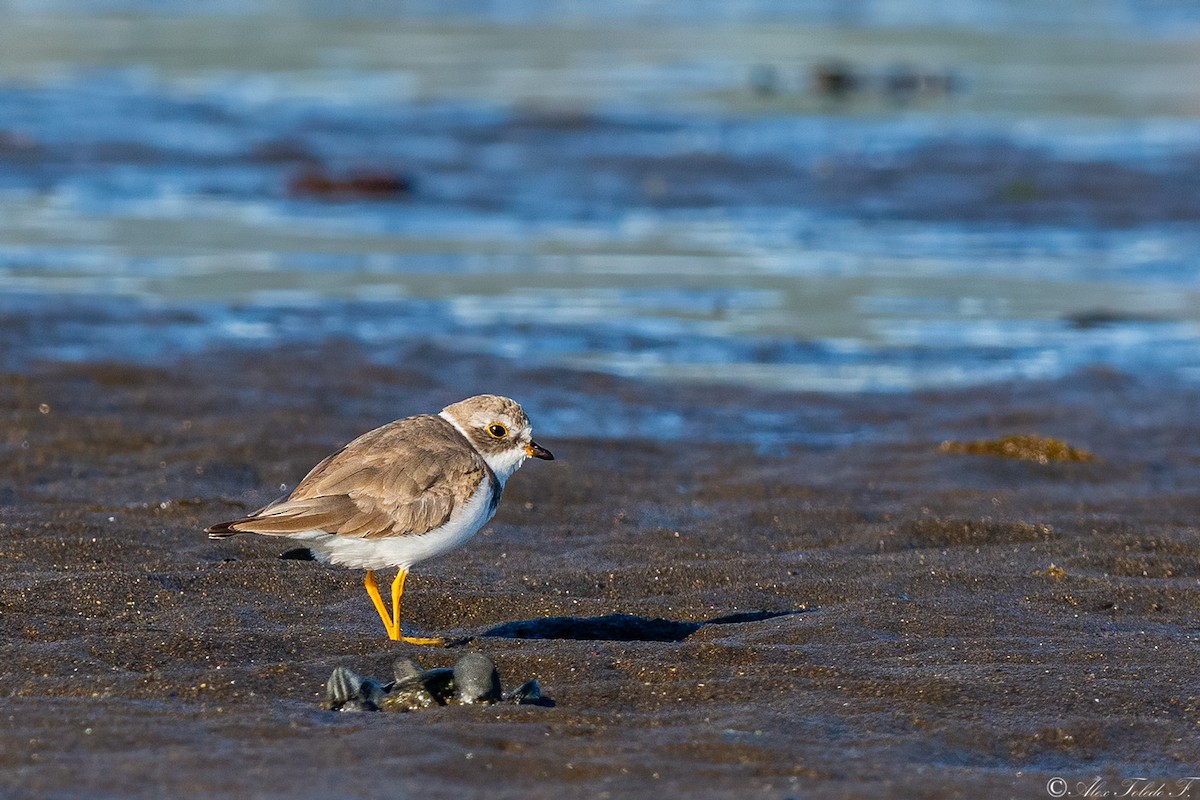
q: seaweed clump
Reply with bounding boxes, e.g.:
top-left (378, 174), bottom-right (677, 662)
top-left (938, 434), bottom-right (1096, 464)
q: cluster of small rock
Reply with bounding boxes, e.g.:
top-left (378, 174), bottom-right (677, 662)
top-left (326, 652), bottom-right (547, 712)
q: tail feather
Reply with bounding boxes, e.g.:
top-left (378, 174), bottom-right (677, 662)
top-left (205, 519), bottom-right (243, 539)
top-left (206, 490), bottom-right (294, 540)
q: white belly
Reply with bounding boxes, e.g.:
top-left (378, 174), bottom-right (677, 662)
top-left (286, 479), bottom-right (497, 571)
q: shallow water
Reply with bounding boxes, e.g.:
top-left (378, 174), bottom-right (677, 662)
top-left (2, 2), bottom-right (1200, 395)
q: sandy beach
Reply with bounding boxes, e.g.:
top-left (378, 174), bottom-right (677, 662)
top-left (2, 342), bottom-right (1198, 798)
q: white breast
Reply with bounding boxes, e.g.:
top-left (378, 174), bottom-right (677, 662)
top-left (287, 477), bottom-right (497, 571)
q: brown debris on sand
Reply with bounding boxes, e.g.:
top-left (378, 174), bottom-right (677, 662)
top-left (287, 168), bottom-right (413, 200)
top-left (938, 433), bottom-right (1097, 463)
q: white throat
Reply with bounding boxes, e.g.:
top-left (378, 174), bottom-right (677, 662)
top-left (439, 410), bottom-right (527, 487)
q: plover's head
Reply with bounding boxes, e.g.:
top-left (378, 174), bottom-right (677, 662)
top-left (440, 394), bottom-right (553, 484)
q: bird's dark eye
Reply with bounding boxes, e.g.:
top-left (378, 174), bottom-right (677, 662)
top-left (486, 423), bottom-right (508, 439)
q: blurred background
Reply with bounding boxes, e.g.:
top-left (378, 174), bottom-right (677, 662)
top-left (2, 0), bottom-right (1199, 395)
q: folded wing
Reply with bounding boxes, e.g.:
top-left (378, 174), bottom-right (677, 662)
top-left (206, 415), bottom-right (492, 540)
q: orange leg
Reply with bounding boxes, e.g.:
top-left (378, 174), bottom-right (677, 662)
top-left (390, 568), bottom-right (443, 646)
top-left (363, 569), bottom-right (398, 639)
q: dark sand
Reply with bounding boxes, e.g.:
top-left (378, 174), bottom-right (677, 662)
top-left (2, 344), bottom-right (1200, 799)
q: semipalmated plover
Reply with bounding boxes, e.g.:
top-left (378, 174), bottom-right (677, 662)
top-left (206, 395), bottom-right (553, 645)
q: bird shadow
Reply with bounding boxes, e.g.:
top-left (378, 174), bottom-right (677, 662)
top-left (464, 609), bottom-right (810, 644)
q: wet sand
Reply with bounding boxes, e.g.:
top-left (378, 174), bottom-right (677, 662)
top-left (2, 344), bottom-right (1200, 798)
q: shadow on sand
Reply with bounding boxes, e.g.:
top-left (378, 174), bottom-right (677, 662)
top-left (478, 610), bottom-right (809, 643)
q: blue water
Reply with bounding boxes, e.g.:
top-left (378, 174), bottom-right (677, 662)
top-left (2, 3), bottom-right (1200, 392)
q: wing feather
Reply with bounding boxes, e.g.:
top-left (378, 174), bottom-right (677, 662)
top-left (210, 415), bottom-right (494, 540)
